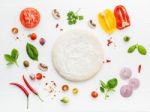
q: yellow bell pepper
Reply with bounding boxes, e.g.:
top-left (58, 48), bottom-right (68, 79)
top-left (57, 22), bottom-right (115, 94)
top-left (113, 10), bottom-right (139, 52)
top-left (98, 9), bottom-right (116, 34)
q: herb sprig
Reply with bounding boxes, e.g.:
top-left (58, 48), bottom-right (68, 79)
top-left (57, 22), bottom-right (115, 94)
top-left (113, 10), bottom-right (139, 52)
top-left (4, 48), bottom-right (19, 66)
top-left (100, 78), bottom-right (118, 99)
top-left (128, 44), bottom-right (147, 55)
top-left (67, 9), bottom-right (84, 25)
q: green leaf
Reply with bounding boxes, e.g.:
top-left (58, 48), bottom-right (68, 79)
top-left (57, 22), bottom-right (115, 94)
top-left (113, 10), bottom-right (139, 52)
top-left (26, 43), bottom-right (38, 61)
top-left (78, 16), bottom-right (84, 20)
top-left (137, 45), bottom-right (147, 55)
top-left (100, 80), bottom-right (107, 88)
top-left (128, 45), bottom-right (136, 53)
top-left (11, 49), bottom-right (19, 61)
top-left (4, 54), bottom-right (14, 63)
top-left (100, 87), bottom-right (105, 93)
top-left (107, 78), bottom-right (118, 89)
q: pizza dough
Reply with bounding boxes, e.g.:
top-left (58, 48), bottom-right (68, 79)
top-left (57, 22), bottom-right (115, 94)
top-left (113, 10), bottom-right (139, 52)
top-left (52, 30), bottom-right (104, 82)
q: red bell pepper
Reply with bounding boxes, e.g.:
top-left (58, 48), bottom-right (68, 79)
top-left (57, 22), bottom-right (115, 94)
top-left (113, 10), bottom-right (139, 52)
top-left (114, 5), bottom-right (131, 30)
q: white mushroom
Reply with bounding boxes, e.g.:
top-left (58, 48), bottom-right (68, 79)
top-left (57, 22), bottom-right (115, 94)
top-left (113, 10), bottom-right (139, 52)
top-left (88, 20), bottom-right (96, 29)
top-left (38, 63), bottom-right (48, 72)
top-left (52, 9), bottom-right (61, 19)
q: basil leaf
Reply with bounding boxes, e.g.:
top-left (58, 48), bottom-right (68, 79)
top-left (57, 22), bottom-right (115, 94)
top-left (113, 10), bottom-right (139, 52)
top-left (26, 43), bottom-right (38, 61)
top-left (100, 87), bottom-right (105, 93)
top-left (107, 78), bottom-right (118, 89)
top-left (4, 54), bottom-right (14, 63)
top-left (137, 45), bottom-right (147, 55)
top-left (11, 49), bottom-right (19, 60)
top-left (100, 80), bottom-right (107, 88)
top-left (128, 45), bottom-right (136, 53)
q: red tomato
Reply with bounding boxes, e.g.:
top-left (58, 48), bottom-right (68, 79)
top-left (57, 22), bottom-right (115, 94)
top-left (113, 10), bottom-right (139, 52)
top-left (36, 73), bottom-right (43, 80)
top-left (91, 91), bottom-right (98, 98)
top-left (30, 33), bottom-right (37, 40)
top-left (20, 7), bottom-right (40, 28)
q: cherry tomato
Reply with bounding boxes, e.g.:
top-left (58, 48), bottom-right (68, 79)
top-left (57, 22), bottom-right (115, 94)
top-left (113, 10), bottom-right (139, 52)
top-left (36, 73), bottom-right (43, 80)
top-left (29, 33), bottom-right (37, 40)
top-left (91, 91), bottom-right (98, 98)
top-left (20, 7), bottom-right (40, 28)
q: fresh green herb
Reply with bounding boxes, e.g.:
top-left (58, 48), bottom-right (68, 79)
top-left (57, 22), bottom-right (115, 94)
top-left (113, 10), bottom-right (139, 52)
top-left (127, 44), bottom-right (147, 55)
top-left (100, 78), bottom-right (118, 99)
top-left (4, 48), bottom-right (19, 66)
top-left (123, 35), bottom-right (130, 42)
top-left (128, 44), bottom-right (136, 53)
top-left (137, 45), bottom-right (147, 55)
top-left (26, 43), bottom-right (38, 61)
top-left (67, 9), bottom-right (84, 25)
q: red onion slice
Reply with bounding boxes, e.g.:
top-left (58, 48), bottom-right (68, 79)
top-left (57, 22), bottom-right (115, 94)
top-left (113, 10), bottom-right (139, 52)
top-left (129, 78), bottom-right (140, 90)
top-left (119, 67), bottom-right (132, 80)
top-left (120, 85), bottom-right (133, 97)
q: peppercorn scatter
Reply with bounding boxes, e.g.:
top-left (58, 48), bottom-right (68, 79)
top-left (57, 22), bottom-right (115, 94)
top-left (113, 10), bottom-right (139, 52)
top-left (138, 64), bottom-right (142, 74)
top-left (103, 59), bottom-right (111, 64)
top-left (107, 38), bottom-right (113, 46)
top-left (55, 23), bottom-right (64, 31)
top-left (44, 81), bottom-right (58, 99)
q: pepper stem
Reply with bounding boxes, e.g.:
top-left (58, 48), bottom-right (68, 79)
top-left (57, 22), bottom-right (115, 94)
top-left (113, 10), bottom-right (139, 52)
top-left (27, 96), bottom-right (29, 109)
top-left (36, 94), bottom-right (44, 102)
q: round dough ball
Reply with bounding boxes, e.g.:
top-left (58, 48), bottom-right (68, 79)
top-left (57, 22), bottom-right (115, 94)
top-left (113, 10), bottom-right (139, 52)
top-left (52, 30), bottom-right (104, 82)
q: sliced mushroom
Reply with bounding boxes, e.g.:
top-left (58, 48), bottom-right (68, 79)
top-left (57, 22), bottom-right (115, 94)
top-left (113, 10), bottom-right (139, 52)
top-left (38, 63), bottom-right (48, 72)
top-left (88, 20), bottom-right (96, 29)
top-left (52, 9), bottom-right (61, 19)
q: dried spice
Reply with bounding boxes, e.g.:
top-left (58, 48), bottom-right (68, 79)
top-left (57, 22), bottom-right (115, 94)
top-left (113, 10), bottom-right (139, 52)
top-left (138, 64), bottom-right (142, 73)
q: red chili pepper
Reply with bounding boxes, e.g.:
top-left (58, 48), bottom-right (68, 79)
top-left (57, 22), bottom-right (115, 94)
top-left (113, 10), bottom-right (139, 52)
top-left (114, 5), bottom-right (130, 30)
top-left (10, 83), bottom-right (29, 109)
top-left (138, 64), bottom-right (142, 73)
top-left (23, 75), bottom-right (43, 102)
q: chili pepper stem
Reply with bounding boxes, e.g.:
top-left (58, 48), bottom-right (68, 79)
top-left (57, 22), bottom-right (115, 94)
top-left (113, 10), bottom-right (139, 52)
top-left (36, 94), bottom-right (44, 102)
top-left (27, 96), bottom-right (29, 109)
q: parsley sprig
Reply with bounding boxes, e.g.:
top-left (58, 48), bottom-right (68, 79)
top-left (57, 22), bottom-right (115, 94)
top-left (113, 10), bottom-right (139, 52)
top-left (67, 9), bottom-right (84, 25)
top-left (100, 78), bottom-right (118, 99)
